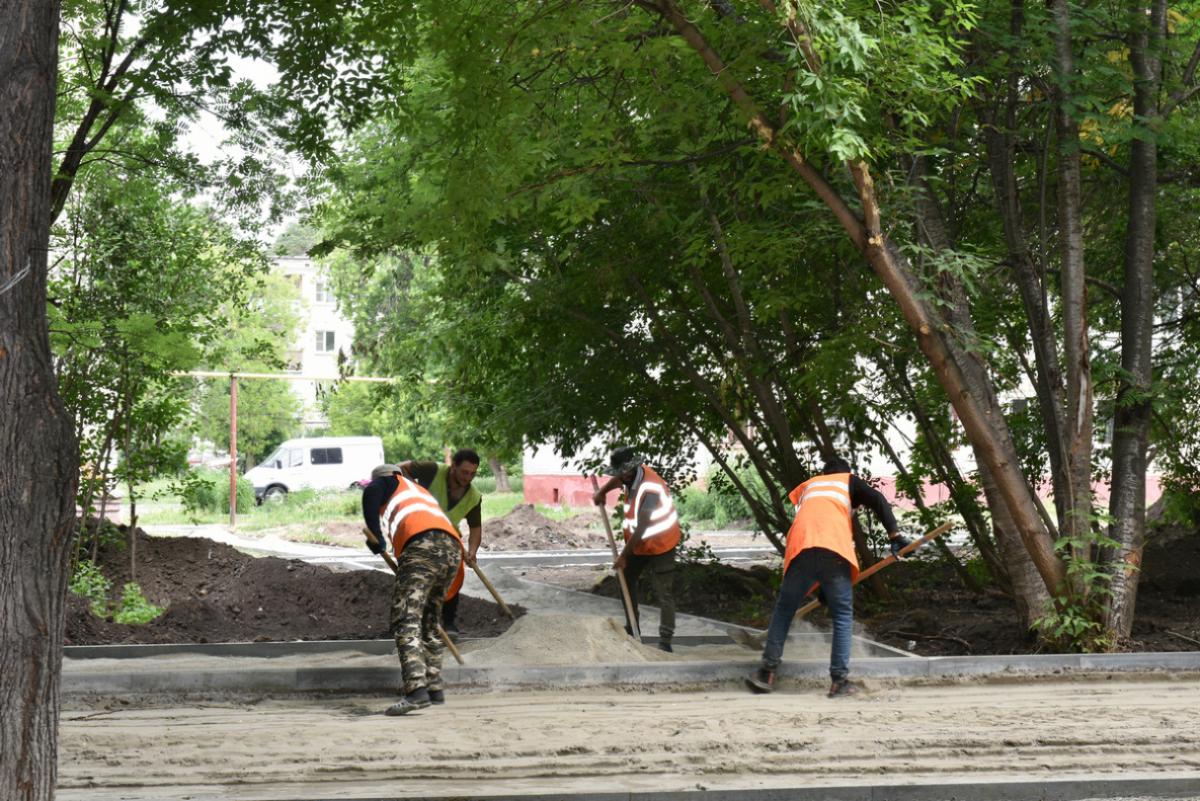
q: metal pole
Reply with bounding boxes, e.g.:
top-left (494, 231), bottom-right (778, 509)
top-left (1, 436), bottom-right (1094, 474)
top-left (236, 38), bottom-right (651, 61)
top-left (229, 375), bottom-right (238, 530)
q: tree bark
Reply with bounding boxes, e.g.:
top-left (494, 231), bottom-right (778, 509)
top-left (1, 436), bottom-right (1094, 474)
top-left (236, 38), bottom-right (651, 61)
top-left (1105, 0), bottom-right (1163, 639)
top-left (1, 4), bottom-right (79, 801)
top-left (1051, 0), bottom-right (1096, 578)
top-left (979, 2), bottom-right (1070, 529)
top-left (488, 456), bottom-right (511, 493)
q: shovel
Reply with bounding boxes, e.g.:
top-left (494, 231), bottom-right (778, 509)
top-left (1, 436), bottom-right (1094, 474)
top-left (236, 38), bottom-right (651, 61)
top-left (590, 476), bottom-right (642, 641)
top-left (470, 561), bottom-right (515, 619)
top-left (729, 521), bottom-right (954, 650)
top-left (363, 527), bottom-right (465, 665)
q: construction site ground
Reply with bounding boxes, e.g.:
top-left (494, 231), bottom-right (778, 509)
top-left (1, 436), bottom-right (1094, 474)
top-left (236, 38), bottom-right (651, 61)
top-left (59, 505), bottom-right (1200, 799)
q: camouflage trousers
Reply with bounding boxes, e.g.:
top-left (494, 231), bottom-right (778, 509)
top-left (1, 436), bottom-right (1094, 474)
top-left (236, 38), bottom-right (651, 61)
top-left (390, 531), bottom-right (462, 695)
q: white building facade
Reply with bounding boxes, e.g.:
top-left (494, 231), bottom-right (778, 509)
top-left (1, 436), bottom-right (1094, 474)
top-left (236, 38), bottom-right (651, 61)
top-left (273, 256), bottom-right (356, 428)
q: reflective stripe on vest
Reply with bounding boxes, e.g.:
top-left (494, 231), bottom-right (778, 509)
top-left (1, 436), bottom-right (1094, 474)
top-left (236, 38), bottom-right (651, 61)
top-left (782, 472), bottom-right (858, 580)
top-left (621, 465), bottom-right (681, 556)
top-left (380, 476), bottom-right (465, 600)
top-left (429, 463), bottom-right (482, 528)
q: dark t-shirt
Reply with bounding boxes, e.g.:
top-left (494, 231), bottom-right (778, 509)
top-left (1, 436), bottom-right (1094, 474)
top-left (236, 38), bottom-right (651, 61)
top-left (847, 474), bottom-right (899, 533)
top-left (406, 461), bottom-right (482, 529)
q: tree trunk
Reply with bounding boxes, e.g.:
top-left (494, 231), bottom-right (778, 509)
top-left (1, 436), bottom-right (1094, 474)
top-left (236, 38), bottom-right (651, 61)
top-left (1105, 0), bottom-right (1163, 639)
top-left (488, 456), bottom-right (511, 493)
top-left (0, 5), bottom-right (78, 801)
top-left (978, 462), bottom-right (1052, 628)
top-left (1051, 0), bottom-right (1096, 579)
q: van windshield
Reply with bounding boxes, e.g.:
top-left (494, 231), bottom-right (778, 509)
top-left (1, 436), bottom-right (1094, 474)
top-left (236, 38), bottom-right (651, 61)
top-left (259, 448), bottom-right (282, 469)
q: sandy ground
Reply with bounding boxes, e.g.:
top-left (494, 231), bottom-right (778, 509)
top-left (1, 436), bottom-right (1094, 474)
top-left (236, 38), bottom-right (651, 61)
top-left (59, 674), bottom-right (1200, 800)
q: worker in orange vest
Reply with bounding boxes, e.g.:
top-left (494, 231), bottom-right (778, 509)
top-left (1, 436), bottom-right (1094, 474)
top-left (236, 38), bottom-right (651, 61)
top-left (747, 456), bottom-right (909, 697)
top-left (592, 446), bottom-right (681, 652)
top-left (362, 463), bottom-right (464, 715)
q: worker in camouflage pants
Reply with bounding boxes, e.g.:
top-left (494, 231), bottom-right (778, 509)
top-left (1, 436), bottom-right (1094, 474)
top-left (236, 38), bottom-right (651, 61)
top-left (391, 532), bottom-right (461, 701)
top-left (363, 464), bottom-right (465, 715)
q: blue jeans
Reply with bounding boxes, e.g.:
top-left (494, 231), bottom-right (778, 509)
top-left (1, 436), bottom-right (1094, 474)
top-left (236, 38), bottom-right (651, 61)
top-left (761, 548), bottom-right (854, 682)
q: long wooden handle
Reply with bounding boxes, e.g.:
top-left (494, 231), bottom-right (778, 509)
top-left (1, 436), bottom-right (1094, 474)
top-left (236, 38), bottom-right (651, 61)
top-left (590, 476), bottom-right (642, 641)
top-left (792, 521), bottom-right (954, 620)
top-left (363, 527), bottom-right (465, 665)
top-left (437, 623), bottom-right (464, 664)
top-left (471, 562), bottom-right (515, 619)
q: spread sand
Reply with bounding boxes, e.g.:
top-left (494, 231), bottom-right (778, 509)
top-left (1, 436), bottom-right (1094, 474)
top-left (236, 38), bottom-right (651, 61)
top-left (57, 675), bottom-right (1200, 800)
top-left (462, 613), bottom-right (672, 665)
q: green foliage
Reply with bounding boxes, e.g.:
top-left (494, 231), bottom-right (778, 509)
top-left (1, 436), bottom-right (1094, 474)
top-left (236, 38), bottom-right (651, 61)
top-left (69, 560), bottom-right (112, 617)
top-left (177, 468), bottom-right (255, 516)
top-left (192, 269), bottom-right (304, 464)
top-left (112, 584), bottom-right (165, 625)
top-left (69, 562), bottom-right (164, 625)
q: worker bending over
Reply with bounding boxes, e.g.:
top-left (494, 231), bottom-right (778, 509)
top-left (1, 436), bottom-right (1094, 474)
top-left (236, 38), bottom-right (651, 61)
top-left (592, 446), bottom-right (681, 652)
top-left (362, 464), bottom-right (463, 715)
top-left (747, 456), bottom-right (908, 697)
top-left (397, 449), bottom-right (483, 638)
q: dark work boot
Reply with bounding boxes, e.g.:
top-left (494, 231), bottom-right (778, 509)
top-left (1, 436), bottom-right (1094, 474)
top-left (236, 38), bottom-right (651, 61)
top-left (745, 666), bottom-right (776, 694)
top-left (828, 679), bottom-right (860, 698)
top-left (657, 640), bottom-right (673, 653)
top-left (385, 686), bottom-right (432, 716)
top-left (428, 689), bottom-right (445, 705)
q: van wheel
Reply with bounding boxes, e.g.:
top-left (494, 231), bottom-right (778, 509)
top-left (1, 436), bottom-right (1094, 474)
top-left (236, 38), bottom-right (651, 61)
top-left (263, 485), bottom-right (288, 503)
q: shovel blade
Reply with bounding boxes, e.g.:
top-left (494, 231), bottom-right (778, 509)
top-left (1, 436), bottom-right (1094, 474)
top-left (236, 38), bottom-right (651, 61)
top-left (727, 627), bottom-right (766, 651)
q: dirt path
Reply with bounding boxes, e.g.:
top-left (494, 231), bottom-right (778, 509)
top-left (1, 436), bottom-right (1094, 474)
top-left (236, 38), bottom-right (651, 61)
top-left (59, 674), bottom-right (1200, 799)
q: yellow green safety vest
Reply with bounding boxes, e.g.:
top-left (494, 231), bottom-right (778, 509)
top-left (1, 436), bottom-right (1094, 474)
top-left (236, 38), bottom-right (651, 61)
top-left (428, 463), bottom-right (482, 528)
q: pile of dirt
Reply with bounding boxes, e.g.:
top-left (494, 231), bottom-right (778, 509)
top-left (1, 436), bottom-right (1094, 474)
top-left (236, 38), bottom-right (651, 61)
top-left (463, 613), bottom-right (671, 665)
top-left (853, 528), bottom-right (1200, 655)
top-left (593, 560), bottom-right (779, 629)
top-left (65, 528), bottom-right (521, 645)
top-left (482, 504), bottom-right (607, 551)
top-left (584, 530), bottom-right (1200, 656)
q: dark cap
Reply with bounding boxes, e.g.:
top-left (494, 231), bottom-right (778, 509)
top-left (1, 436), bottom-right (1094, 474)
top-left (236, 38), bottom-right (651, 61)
top-left (609, 446), bottom-right (640, 475)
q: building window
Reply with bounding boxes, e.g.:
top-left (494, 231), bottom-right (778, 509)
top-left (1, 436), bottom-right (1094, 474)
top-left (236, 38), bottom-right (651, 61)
top-left (315, 330), bottom-right (336, 353)
top-left (315, 279), bottom-right (334, 304)
top-left (310, 447), bottom-right (343, 465)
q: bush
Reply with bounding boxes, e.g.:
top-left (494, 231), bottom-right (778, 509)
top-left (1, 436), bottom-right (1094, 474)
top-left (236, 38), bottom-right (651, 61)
top-left (70, 560), bottom-right (111, 617)
top-left (177, 468), bottom-right (255, 515)
top-left (112, 582), bottom-right (165, 625)
top-left (69, 562), bottom-right (164, 624)
top-left (676, 484), bottom-right (717, 522)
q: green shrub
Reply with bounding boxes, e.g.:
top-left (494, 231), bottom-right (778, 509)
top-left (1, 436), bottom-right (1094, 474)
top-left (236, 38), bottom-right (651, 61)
top-left (178, 468), bottom-right (254, 514)
top-left (676, 484), bottom-right (717, 522)
top-left (112, 582), bottom-right (165, 625)
top-left (70, 560), bottom-right (112, 617)
top-left (69, 563), bottom-right (164, 625)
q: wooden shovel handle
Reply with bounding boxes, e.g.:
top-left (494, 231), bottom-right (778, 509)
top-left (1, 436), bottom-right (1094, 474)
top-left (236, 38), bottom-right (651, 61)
top-left (590, 476), bottom-right (642, 641)
top-left (793, 521), bottom-right (955, 619)
top-left (471, 562), bottom-right (515, 619)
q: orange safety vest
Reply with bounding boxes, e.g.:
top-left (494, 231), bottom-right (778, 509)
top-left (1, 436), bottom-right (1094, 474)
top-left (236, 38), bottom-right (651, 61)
top-left (380, 475), bottom-right (465, 600)
top-left (782, 472), bottom-right (858, 580)
top-left (621, 465), bottom-right (681, 556)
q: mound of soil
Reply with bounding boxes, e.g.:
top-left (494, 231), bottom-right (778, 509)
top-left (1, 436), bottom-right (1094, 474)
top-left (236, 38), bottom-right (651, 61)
top-left (482, 504), bottom-right (607, 551)
top-left (589, 531), bottom-right (1200, 656)
top-left (858, 527), bottom-right (1200, 655)
top-left (65, 528), bottom-right (521, 645)
top-left (594, 561), bottom-right (779, 629)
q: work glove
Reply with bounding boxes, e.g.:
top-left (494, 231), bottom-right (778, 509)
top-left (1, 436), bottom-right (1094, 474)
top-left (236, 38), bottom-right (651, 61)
top-left (889, 533), bottom-right (912, 560)
top-left (365, 532), bottom-right (386, 555)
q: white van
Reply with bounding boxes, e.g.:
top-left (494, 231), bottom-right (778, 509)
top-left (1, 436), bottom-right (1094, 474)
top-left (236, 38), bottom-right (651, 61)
top-left (246, 436), bottom-right (385, 502)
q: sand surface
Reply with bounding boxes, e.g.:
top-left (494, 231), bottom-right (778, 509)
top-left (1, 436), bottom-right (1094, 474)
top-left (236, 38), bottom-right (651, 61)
top-left (59, 674), bottom-right (1200, 800)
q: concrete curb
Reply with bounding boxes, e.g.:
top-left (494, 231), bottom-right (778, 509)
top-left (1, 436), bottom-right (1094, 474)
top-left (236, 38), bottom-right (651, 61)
top-left (62, 633), bottom-right (759, 660)
top-left (62, 650), bottom-right (1200, 695)
top-left (56, 775), bottom-right (1200, 801)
